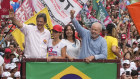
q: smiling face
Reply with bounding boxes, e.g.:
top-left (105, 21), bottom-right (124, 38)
top-left (36, 17), bottom-right (46, 31)
top-left (90, 22), bottom-right (102, 39)
top-left (66, 26), bottom-right (74, 37)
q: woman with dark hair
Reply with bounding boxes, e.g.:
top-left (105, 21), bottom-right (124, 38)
top-left (104, 23), bottom-right (122, 59)
top-left (63, 24), bottom-right (80, 60)
top-left (123, 51), bottom-right (133, 60)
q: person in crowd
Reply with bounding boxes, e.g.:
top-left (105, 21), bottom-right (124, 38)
top-left (119, 34), bottom-right (127, 49)
top-left (132, 41), bottom-right (138, 55)
top-left (100, 28), bottom-right (106, 37)
top-left (123, 52), bottom-right (137, 70)
top-left (105, 23), bottom-right (122, 59)
top-left (14, 71), bottom-right (20, 79)
top-left (16, 46), bottom-right (23, 56)
top-left (4, 48), bottom-right (12, 64)
top-left (2, 71), bottom-right (11, 79)
top-left (120, 60), bottom-right (132, 79)
top-left (131, 70), bottom-right (138, 79)
top-left (0, 55), bottom-right (4, 79)
top-left (47, 25), bottom-right (66, 61)
top-left (10, 63), bottom-right (18, 78)
top-left (134, 43), bottom-right (140, 57)
top-left (123, 52), bottom-right (133, 60)
top-left (12, 58), bottom-right (20, 71)
top-left (9, 9), bottom-right (51, 58)
top-left (70, 10), bottom-right (107, 63)
top-left (9, 43), bottom-right (18, 58)
top-left (63, 24), bottom-right (81, 60)
top-left (133, 56), bottom-right (140, 78)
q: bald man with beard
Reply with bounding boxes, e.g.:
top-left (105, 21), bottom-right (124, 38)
top-left (70, 10), bottom-right (107, 63)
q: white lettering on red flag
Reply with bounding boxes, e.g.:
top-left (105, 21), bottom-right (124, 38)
top-left (0, 0), bottom-right (10, 18)
top-left (39, 0), bottom-right (88, 26)
top-left (15, 0), bottom-right (34, 23)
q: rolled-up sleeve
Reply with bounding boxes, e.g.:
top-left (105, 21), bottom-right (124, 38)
top-left (71, 18), bottom-right (89, 38)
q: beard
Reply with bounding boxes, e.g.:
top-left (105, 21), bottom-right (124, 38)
top-left (91, 33), bottom-right (99, 39)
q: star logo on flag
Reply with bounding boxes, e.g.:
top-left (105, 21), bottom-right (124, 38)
top-left (51, 65), bottom-right (91, 79)
top-left (1, 8), bottom-right (8, 13)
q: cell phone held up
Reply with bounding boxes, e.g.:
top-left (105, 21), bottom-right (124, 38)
top-left (126, 71), bottom-right (130, 75)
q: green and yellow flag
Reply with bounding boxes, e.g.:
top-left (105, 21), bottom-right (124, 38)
top-left (26, 62), bottom-right (117, 79)
top-left (12, 8), bottom-right (53, 50)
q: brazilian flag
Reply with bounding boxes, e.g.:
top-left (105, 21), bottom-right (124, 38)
top-left (26, 62), bottom-right (117, 79)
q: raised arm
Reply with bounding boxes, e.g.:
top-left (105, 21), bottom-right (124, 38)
top-left (70, 10), bottom-right (89, 38)
top-left (9, 9), bottom-right (23, 29)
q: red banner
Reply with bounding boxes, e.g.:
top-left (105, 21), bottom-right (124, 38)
top-left (0, 0), bottom-right (10, 18)
top-left (15, 0), bottom-right (34, 23)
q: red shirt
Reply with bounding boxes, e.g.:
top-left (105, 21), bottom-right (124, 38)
top-left (4, 57), bottom-right (10, 64)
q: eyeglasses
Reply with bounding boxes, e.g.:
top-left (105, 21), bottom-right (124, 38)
top-left (123, 64), bottom-right (129, 66)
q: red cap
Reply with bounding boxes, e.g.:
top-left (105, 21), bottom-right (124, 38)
top-left (133, 41), bottom-right (138, 45)
top-left (53, 25), bottom-right (62, 32)
top-left (5, 48), bottom-right (11, 53)
top-left (121, 34), bottom-right (126, 39)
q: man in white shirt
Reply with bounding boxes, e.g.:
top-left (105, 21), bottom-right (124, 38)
top-left (0, 55), bottom-right (4, 78)
top-left (9, 9), bottom-right (51, 58)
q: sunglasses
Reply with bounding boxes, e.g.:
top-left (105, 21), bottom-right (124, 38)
top-left (123, 64), bottom-right (129, 66)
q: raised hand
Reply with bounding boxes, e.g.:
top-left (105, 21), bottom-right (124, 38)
top-left (85, 56), bottom-right (94, 63)
top-left (9, 9), bottom-right (23, 28)
top-left (9, 9), bottom-right (15, 19)
top-left (70, 10), bottom-right (75, 19)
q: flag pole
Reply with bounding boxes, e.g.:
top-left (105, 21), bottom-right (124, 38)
top-left (0, 24), bottom-right (15, 45)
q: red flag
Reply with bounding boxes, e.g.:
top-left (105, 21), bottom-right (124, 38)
top-left (13, 0), bottom-right (18, 2)
top-left (127, 2), bottom-right (140, 35)
top-left (0, 0), bottom-right (10, 18)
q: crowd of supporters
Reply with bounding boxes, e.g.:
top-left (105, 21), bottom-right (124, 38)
top-left (0, 0), bottom-right (140, 79)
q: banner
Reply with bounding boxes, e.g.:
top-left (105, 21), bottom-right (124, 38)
top-left (97, 1), bottom-right (112, 26)
top-left (0, 0), bottom-right (10, 18)
top-left (12, 8), bottom-right (53, 50)
top-left (39, 0), bottom-right (88, 26)
top-left (131, 0), bottom-right (140, 4)
top-left (26, 62), bottom-right (117, 79)
top-left (127, 2), bottom-right (140, 35)
top-left (15, 0), bottom-right (34, 23)
top-left (10, 1), bottom-right (20, 12)
top-left (92, 0), bottom-right (99, 15)
top-left (81, 4), bottom-right (99, 27)
top-left (31, 0), bottom-right (44, 12)
top-left (119, 0), bottom-right (127, 10)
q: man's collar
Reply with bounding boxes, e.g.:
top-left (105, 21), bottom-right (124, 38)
top-left (91, 36), bottom-right (100, 41)
top-left (35, 26), bottom-right (45, 34)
